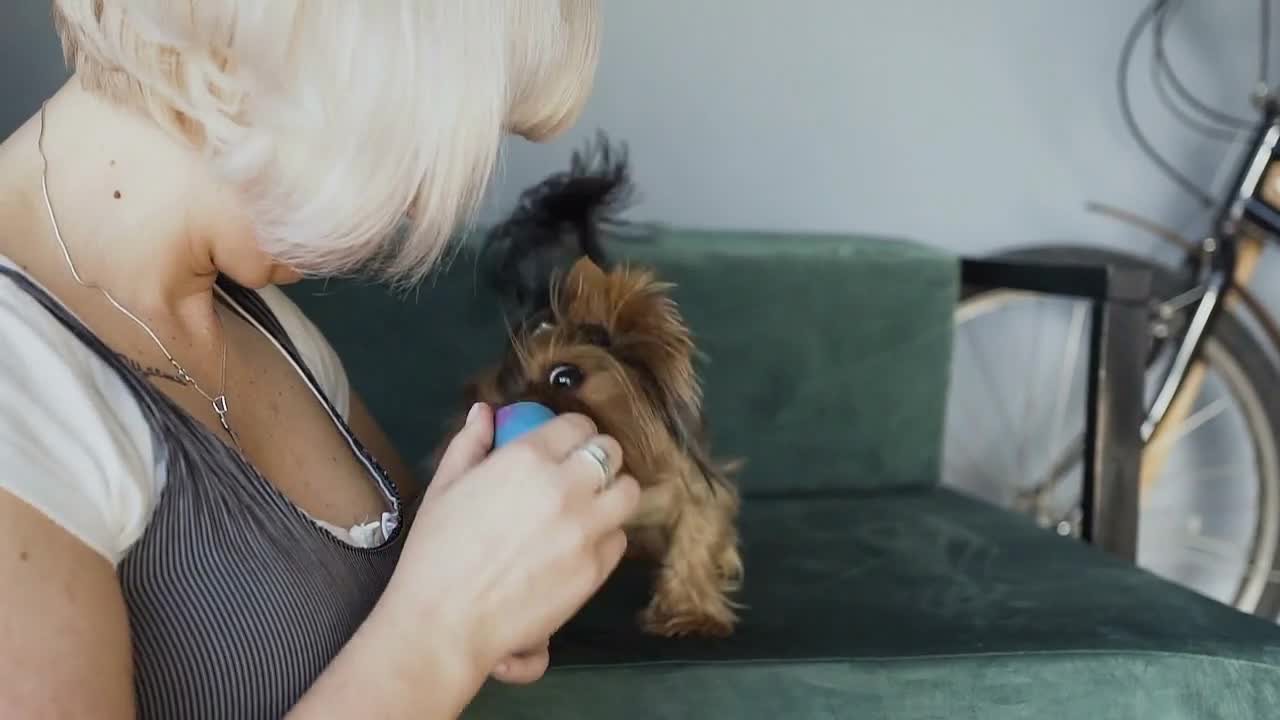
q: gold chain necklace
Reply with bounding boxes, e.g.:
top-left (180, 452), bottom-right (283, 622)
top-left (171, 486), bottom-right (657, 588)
top-left (36, 101), bottom-right (240, 449)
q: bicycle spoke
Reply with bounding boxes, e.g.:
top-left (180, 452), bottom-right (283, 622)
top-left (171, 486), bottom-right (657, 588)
top-left (1167, 530), bottom-right (1251, 562)
top-left (1047, 302), bottom-right (1088, 458)
top-left (1146, 395), bottom-right (1232, 457)
top-left (960, 325), bottom-right (1022, 483)
top-left (1015, 298), bottom-right (1048, 480)
top-left (1158, 464), bottom-right (1255, 488)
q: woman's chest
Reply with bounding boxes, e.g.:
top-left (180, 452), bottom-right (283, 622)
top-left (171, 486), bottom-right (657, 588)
top-left (159, 319), bottom-right (393, 533)
top-left (118, 457), bottom-right (403, 718)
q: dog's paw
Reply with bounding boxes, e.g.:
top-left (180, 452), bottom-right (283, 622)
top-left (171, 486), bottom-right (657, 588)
top-left (638, 603), bottom-right (736, 639)
top-left (716, 544), bottom-right (744, 592)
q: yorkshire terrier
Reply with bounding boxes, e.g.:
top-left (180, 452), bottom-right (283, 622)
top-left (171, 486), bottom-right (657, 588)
top-left (432, 135), bottom-right (744, 638)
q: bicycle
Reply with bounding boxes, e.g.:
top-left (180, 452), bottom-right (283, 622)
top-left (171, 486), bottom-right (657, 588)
top-left (942, 0), bottom-right (1280, 621)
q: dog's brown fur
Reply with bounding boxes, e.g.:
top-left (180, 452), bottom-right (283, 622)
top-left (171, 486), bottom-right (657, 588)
top-left (436, 256), bottom-right (744, 638)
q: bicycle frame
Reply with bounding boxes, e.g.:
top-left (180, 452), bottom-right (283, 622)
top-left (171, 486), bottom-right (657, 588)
top-left (1142, 94), bottom-right (1280, 452)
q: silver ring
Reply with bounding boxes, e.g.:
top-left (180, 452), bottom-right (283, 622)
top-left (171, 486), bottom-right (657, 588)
top-left (576, 441), bottom-right (612, 492)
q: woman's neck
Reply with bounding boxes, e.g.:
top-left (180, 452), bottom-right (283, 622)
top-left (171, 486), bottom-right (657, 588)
top-left (0, 79), bottom-right (275, 335)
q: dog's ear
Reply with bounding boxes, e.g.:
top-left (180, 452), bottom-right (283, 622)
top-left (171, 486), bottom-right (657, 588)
top-left (546, 256), bottom-right (616, 330)
top-left (568, 255), bottom-right (608, 282)
top-left (557, 256), bottom-right (610, 316)
top-left (563, 256), bottom-right (609, 295)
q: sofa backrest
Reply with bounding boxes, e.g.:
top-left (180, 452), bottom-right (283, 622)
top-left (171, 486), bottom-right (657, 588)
top-left (284, 227), bottom-right (958, 496)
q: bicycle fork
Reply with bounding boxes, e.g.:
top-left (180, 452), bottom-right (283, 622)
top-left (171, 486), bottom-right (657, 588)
top-left (1140, 101), bottom-right (1280, 494)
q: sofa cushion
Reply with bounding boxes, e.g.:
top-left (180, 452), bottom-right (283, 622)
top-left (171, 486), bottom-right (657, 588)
top-left (461, 488), bottom-right (1280, 719)
top-left (283, 227), bottom-right (957, 495)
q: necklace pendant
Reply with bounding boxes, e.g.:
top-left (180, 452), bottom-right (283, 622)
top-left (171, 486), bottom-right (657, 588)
top-left (211, 394), bottom-right (238, 447)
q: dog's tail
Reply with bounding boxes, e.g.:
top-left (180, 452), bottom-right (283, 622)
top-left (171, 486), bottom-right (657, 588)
top-left (479, 131), bottom-right (636, 316)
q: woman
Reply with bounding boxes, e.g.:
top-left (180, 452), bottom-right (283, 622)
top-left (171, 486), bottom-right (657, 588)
top-left (0, 2), bottom-right (639, 718)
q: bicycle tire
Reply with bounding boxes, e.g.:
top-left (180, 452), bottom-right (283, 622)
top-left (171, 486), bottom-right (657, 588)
top-left (951, 244), bottom-right (1280, 620)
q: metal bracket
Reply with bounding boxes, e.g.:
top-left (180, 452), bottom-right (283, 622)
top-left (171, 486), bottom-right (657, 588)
top-left (960, 258), bottom-right (1152, 561)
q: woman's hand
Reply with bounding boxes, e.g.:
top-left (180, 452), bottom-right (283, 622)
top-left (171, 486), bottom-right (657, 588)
top-left (422, 404), bottom-right (555, 685)
top-left (388, 402), bottom-right (639, 688)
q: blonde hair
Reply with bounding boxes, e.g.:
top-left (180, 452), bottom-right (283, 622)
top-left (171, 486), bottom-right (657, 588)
top-left (51, 0), bottom-right (600, 284)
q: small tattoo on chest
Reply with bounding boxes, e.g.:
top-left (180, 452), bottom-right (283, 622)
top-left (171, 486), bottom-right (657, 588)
top-left (116, 353), bottom-right (186, 386)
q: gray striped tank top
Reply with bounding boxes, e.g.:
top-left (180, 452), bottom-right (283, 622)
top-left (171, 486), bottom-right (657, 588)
top-left (0, 265), bottom-right (406, 718)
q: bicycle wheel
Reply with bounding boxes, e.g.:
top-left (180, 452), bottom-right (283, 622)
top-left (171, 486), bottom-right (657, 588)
top-left (943, 245), bottom-right (1280, 619)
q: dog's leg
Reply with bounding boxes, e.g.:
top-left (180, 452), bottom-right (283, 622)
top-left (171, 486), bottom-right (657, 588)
top-left (640, 495), bottom-right (743, 638)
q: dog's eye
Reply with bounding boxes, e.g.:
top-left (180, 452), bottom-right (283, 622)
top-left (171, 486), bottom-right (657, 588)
top-left (548, 364), bottom-right (584, 389)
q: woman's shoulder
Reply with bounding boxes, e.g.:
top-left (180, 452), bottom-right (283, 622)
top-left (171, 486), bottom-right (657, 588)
top-left (0, 259), bottom-right (161, 567)
top-left (0, 257), bottom-right (144, 402)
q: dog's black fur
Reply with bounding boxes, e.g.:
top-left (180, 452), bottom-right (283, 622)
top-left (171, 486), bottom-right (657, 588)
top-left (478, 132), bottom-right (636, 323)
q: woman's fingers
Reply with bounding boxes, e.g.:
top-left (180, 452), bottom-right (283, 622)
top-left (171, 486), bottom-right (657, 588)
top-left (430, 403), bottom-right (494, 492)
top-left (583, 473), bottom-right (640, 536)
top-left (558, 434), bottom-right (624, 496)
top-left (592, 529), bottom-right (630, 587)
top-left (491, 645), bottom-right (550, 685)
top-left (500, 414), bottom-right (628, 499)
top-left (518, 413), bottom-right (599, 460)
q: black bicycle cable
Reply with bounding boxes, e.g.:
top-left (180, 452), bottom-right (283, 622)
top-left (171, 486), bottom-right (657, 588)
top-left (1261, 0), bottom-right (1272, 87)
top-left (1150, 37), bottom-right (1240, 143)
top-left (1119, 0), bottom-right (1216, 208)
top-left (1152, 0), bottom-right (1254, 132)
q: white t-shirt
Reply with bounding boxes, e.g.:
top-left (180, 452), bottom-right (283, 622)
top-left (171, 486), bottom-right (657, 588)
top-left (0, 255), bottom-right (379, 565)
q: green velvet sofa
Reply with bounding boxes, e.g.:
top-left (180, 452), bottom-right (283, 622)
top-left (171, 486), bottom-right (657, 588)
top-left (285, 228), bottom-right (1280, 719)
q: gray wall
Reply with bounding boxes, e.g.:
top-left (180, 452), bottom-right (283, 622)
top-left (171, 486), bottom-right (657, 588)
top-left (487, 0), bottom-right (1273, 262)
top-left (4, 2), bottom-right (1273, 270)
top-left (1, 4), bottom-right (69, 137)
